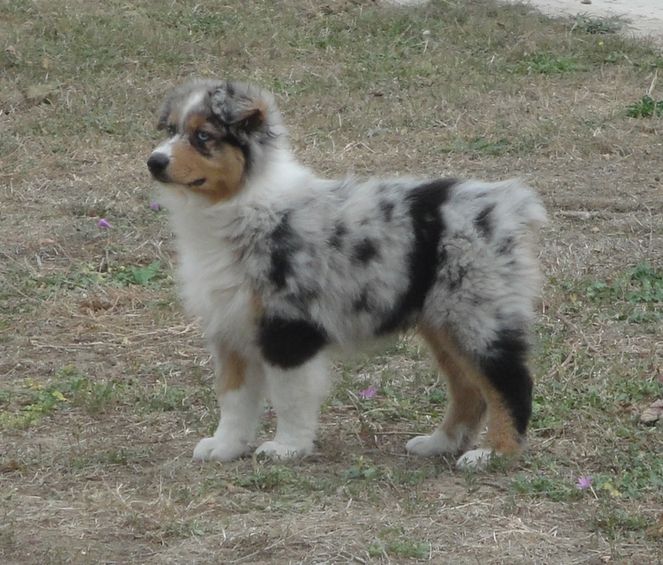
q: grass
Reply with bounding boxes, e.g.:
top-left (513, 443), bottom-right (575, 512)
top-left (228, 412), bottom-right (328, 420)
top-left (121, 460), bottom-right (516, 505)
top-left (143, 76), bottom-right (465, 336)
top-left (573, 15), bottom-right (624, 35)
top-left (1, 0), bottom-right (662, 562)
top-left (627, 95), bottom-right (663, 118)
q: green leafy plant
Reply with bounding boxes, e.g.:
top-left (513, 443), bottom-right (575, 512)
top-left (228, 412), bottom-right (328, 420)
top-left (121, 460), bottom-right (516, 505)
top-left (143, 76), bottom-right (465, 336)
top-left (626, 95), bottom-right (663, 118)
top-left (112, 261), bottom-right (162, 286)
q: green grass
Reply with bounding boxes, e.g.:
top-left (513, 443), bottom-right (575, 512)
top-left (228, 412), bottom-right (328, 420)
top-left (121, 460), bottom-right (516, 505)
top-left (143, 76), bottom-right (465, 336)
top-left (626, 95), bottom-right (663, 118)
top-left (368, 528), bottom-right (431, 560)
top-left (556, 264), bottom-right (663, 327)
top-left (573, 15), bottom-right (623, 35)
top-left (0, 366), bottom-right (125, 429)
top-left (0, 365), bottom-right (199, 431)
top-left (511, 473), bottom-right (581, 502)
top-left (516, 52), bottom-right (583, 74)
top-left (36, 261), bottom-right (168, 291)
top-left (593, 506), bottom-right (652, 539)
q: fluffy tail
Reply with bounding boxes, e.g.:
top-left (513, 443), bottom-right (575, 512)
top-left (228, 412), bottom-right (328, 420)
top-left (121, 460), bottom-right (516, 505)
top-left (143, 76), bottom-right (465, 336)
top-left (452, 178), bottom-right (547, 241)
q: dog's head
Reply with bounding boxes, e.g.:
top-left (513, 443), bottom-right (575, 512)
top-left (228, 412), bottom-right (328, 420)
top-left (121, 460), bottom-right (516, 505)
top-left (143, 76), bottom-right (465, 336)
top-left (147, 79), bottom-right (284, 203)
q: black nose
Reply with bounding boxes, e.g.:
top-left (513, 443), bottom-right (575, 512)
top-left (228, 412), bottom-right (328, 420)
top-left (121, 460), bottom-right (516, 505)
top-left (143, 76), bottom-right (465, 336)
top-left (147, 153), bottom-right (169, 176)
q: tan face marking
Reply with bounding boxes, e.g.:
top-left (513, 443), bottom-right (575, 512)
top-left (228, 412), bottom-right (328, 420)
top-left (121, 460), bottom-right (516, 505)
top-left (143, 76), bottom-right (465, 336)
top-left (167, 140), bottom-right (245, 204)
top-left (156, 101), bottom-right (247, 204)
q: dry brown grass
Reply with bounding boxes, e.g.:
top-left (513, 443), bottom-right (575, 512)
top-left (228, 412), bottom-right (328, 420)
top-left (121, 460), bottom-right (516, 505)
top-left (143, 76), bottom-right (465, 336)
top-left (1, 0), bottom-right (662, 563)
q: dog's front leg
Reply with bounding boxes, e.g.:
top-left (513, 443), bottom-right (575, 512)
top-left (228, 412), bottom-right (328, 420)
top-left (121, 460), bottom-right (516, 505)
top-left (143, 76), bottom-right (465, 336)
top-left (256, 354), bottom-right (330, 459)
top-left (193, 346), bottom-right (265, 462)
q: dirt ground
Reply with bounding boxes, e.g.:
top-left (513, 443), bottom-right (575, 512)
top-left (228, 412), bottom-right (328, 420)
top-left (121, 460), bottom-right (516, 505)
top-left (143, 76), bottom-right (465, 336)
top-left (502, 0), bottom-right (663, 44)
top-left (1, 0), bottom-right (662, 563)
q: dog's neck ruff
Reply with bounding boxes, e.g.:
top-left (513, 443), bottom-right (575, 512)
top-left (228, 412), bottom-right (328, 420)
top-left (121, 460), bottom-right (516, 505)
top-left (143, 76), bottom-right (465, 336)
top-left (158, 146), bottom-right (314, 345)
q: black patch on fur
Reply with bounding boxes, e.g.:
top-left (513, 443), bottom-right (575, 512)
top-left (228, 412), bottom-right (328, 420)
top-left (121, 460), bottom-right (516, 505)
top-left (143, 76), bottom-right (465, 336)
top-left (224, 130), bottom-right (252, 170)
top-left (353, 238), bottom-right (379, 264)
top-left (258, 316), bottom-right (328, 369)
top-left (497, 236), bottom-right (514, 256)
top-left (377, 178), bottom-right (454, 334)
top-left (447, 265), bottom-right (467, 291)
top-left (329, 222), bottom-right (347, 250)
top-left (353, 288), bottom-right (371, 312)
top-left (479, 329), bottom-right (532, 435)
top-left (380, 200), bottom-right (395, 222)
top-left (208, 113), bottom-right (253, 171)
top-left (269, 211), bottom-right (299, 290)
top-left (438, 245), bottom-right (448, 265)
top-left (474, 204), bottom-right (495, 239)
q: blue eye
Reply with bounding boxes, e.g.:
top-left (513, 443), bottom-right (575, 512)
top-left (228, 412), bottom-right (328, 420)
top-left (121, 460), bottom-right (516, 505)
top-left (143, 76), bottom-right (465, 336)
top-left (195, 130), bottom-right (210, 143)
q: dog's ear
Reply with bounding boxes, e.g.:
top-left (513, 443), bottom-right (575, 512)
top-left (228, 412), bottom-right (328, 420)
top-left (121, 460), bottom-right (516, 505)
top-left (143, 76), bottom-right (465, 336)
top-left (156, 111), bottom-right (168, 131)
top-left (156, 97), bottom-right (173, 131)
top-left (231, 105), bottom-right (267, 133)
top-left (210, 83), bottom-right (268, 134)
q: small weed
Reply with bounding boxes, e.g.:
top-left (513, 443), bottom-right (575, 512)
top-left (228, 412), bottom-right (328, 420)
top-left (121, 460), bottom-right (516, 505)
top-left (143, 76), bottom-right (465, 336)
top-left (56, 366), bottom-right (121, 415)
top-left (426, 388), bottom-right (446, 405)
top-left (0, 367), bottom-right (123, 429)
top-left (141, 382), bottom-right (189, 412)
top-left (516, 53), bottom-right (581, 74)
top-left (36, 261), bottom-right (166, 292)
top-left (0, 381), bottom-right (68, 430)
top-left (626, 95), bottom-right (663, 118)
top-left (234, 466), bottom-right (298, 491)
top-left (585, 264), bottom-right (663, 304)
top-left (69, 447), bottom-right (152, 470)
top-left (231, 464), bottom-right (332, 494)
top-left (38, 268), bottom-right (105, 291)
top-left (368, 528), bottom-right (430, 560)
top-left (593, 506), bottom-right (650, 539)
top-left (573, 15), bottom-right (622, 35)
top-left (111, 261), bottom-right (163, 286)
top-left (344, 456), bottom-right (384, 481)
top-left (465, 137), bottom-right (511, 156)
top-left (511, 473), bottom-right (581, 502)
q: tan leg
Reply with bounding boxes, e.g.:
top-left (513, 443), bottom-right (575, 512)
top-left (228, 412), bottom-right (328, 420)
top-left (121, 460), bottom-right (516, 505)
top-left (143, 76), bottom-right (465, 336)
top-left (408, 326), bottom-right (530, 469)
top-left (193, 345), bottom-right (265, 462)
top-left (214, 350), bottom-right (247, 397)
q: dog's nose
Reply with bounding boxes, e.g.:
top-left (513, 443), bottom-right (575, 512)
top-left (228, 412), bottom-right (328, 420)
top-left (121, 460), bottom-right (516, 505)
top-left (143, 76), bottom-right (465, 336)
top-left (147, 153), bottom-right (169, 176)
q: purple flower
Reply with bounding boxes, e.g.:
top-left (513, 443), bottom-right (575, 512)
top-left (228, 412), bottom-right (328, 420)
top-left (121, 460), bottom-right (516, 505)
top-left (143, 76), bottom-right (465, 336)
top-left (149, 201), bottom-right (162, 212)
top-left (358, 385), bottom-right (377, 400)
top-left (576, 475), bottom-right (592, 490)
top-left (97, 218), bottom-right (112, 229)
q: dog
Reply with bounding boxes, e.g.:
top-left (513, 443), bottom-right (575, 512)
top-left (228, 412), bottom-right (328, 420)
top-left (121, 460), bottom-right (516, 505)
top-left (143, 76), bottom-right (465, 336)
top-left (147, 79), bottom-right (547, 470)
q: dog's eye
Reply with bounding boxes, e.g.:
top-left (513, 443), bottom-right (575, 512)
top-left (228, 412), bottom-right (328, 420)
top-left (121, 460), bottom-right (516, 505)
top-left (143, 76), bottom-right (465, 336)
top-left (195, 130), bottom-right (210, 143)
top-left (167, 124), bottom-right (177, 136)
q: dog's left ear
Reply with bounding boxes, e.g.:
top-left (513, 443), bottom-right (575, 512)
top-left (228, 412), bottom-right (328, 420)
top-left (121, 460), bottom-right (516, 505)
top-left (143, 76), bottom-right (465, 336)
top-left (210, 83), bottom-right (268, 134)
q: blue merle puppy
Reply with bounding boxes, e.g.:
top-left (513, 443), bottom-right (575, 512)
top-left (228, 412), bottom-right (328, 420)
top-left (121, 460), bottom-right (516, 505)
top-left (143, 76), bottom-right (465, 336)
top-left (147, 79), bottom-right (547, 469)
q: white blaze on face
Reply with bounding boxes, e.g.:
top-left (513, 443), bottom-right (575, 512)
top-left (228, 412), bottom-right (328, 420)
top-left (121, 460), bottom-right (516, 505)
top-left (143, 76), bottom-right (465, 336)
top-left (151, 90), bottom-right (206, 160)
top-left (152, 136), bottom-right (176, 159)
top-left (180, 89), bottom-right (205, 123)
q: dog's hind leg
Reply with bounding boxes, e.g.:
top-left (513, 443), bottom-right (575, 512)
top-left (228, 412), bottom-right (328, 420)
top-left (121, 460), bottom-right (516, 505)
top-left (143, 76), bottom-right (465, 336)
top-left (408, 326), bottom-right (532, 470)
top-left (256, 353), bottom-right (330, 459)
top-left (454, 329), bottom-right (532, 470)
top-left (406, 327), bottom-right (486, 458)
top-left (193, 345), bottom-right (265, 462)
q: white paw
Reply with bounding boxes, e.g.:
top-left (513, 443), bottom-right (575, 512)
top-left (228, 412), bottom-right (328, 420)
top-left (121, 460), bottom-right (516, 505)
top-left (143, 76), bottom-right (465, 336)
top-left (406, 430), bottom-right (462, 457)
top-left (192, 436), bottom-right (250, 462)
top-left (255, 440), bottom-right (311, 460)
top-left (456, 448), bottom-right (494, 470)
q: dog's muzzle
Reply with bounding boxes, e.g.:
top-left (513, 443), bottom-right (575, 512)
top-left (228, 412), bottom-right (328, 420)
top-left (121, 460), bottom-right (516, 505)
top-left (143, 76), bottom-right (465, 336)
top-left (147, 152), bottom-right (170, 180)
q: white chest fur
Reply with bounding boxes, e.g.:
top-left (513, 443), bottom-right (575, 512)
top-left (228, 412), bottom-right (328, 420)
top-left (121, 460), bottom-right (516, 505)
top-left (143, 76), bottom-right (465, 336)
top-left (162, 189), bottom-right (256, 350)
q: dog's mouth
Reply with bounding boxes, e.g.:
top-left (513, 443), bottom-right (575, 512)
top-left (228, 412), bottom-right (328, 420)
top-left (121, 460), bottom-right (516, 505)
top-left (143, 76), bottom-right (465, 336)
top-left (188, 178), bottom-right (206, 187)
top-left (151, 172), bottom-right (170, 183)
